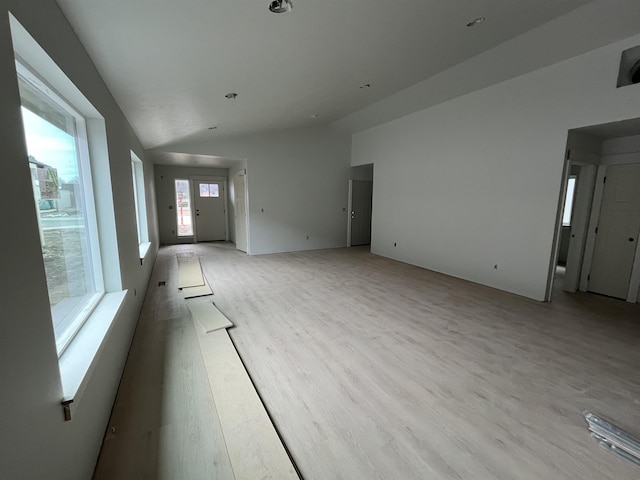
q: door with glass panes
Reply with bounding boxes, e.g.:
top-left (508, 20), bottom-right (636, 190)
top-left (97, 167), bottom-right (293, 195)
top-left (194, 180), bottom-right (226, 241)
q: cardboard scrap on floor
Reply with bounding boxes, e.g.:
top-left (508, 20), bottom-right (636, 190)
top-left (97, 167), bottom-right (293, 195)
top-left (183, 276), bottom-right (213, 299)
top-left (187, 301), bottom-right (233, 333)
top-left (177, 255), bottom-right (205, 289)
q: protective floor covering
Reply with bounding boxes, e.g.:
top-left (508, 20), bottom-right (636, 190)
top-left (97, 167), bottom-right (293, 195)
top-left (183, 276), bottom-right (214, 299)
top-left (187, 301), bottom-right (233, 333)
top-left (195, 328), bottom-right (299, 480)
top-left (177, 255), bottom-right (205, 289)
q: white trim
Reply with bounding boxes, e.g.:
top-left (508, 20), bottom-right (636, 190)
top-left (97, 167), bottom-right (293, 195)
top-left (59, 290), bottom-right (128, 420)
top-left (138, 242), bottom-right (152, 262)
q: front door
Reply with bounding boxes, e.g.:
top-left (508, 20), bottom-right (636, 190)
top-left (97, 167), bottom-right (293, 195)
top-left (194, 180), bottom-right (226, 242)
top-left (588, 164), bottom-right (640, 299)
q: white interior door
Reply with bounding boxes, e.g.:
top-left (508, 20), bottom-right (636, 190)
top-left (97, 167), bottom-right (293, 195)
top-left (350, 180), bottom-right (373, 246)
top-left (234, 174), bottom-right (247, 252)
top-left (194, 180), bottom-right (226, 242)
top-left (588, 164), bottom-right (640, 299)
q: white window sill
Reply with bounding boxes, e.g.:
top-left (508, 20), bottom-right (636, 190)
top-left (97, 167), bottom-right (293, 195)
top-left (139, 242), bottom-right (152, 264)
top-left (59, 290), bottom-right (128, 420)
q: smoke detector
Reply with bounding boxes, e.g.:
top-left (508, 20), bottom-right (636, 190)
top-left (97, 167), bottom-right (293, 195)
top-left (269, 0), bottom-right (293, 13)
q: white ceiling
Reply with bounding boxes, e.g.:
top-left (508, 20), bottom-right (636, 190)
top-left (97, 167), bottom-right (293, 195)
top-left (56, 0), bottom-right (592, 150)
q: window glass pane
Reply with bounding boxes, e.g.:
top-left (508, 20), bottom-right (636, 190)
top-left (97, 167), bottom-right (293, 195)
top-left (199, 183), bottom-right (210, 197)
top-left (175, 179), bottom-right (193, 236)
top-left (562, 177), bottom-right (576, 226)
top-left (209, 183), bottom-right (220, 197)
top-left (131, 153), bottom-right (148, 245)
top-left (18, 72), bottom-right (102, 353)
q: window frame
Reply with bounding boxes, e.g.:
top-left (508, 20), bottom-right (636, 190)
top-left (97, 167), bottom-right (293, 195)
top-left (131, 151), bottom-right (150, 258)
top-left (16, 60), bottom-right (105, 356)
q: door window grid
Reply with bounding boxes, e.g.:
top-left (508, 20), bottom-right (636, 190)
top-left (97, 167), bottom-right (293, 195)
top-left (199, 183), bottom-right (220, 198)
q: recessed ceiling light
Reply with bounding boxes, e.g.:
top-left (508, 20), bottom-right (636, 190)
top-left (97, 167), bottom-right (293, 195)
top-left (225, 92), bottom-right (238, 99)
top-left (360, 83), bottom-right (371, 89)
top-left (269, 0), bottom-right (293, 13)
top-left (466, 17), bottom-right (485, 27)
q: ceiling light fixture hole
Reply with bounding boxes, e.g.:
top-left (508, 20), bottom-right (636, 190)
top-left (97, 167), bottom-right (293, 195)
top-left (269, 0), bottom-right (293, 13)
top-left (467, 17), bottom-right (485, 27)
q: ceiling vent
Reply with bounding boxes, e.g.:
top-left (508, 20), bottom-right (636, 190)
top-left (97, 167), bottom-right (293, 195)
top-left (269, 0), bottom-right (293, 13)
top-left (617, 46), bottom-right (640, 87)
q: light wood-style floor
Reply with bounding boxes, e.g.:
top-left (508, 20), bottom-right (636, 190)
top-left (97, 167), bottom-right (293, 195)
top-left (94, 243), bottom-right (640, 479)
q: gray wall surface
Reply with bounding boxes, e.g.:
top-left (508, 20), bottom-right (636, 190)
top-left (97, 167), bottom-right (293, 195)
top-left (0, 2), bottom-right (158, 479)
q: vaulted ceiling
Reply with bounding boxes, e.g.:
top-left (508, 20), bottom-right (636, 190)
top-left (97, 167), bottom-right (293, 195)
top-left (56, 0), bottom-right (593, 150)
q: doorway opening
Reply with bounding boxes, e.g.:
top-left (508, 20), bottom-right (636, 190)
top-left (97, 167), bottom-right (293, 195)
top-left (348, 164), bottom-right (374, 249)
top-left (548, 119), bottom-right (640, 303)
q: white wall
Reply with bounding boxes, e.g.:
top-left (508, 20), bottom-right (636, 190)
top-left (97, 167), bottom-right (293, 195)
top-left (352, 33), bottom-right (640, 301)
top-left (0, 1), bottom-right (158, 478)
top-left (157, 126), bottom-right (352, 255)
top-left (153, 164), bottom-right (229, 245)
top-left (601, 134), bottom-right (640, 164)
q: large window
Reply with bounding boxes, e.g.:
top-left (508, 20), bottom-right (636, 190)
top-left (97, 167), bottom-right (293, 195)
top-left (131, 151), bottom-right (149, 251)
top-left (17, 61), bottom-right (104, 355)
top-left (175, 179), bottom-right (193, 236)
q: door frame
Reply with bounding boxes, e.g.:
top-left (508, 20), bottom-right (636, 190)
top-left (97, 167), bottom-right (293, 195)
top-left (546, 148), bottom-right (600, 301)
top-left (189, 175), bottom-right (229, 243)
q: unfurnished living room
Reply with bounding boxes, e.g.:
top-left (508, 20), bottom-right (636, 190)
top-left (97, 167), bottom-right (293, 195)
top-left (2, 1), bottom-right (640, 479)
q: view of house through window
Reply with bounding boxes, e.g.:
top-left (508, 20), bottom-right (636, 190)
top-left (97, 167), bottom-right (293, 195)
top-left (175, 179), bottom-right (193, 236)
top-left (17, 62), bottom-right (104, 354)
top-left (562, 176), bottom-right (577, 226)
